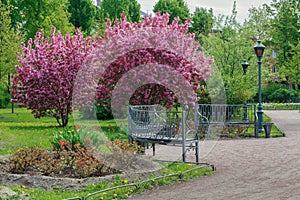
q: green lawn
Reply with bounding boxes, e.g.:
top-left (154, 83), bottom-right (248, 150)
top-left (264, 103), bottom-right (300, 110)
top-left (0, 108), bottom-right (57, 155)
top-left (0, 108), bottom-right (124, 155)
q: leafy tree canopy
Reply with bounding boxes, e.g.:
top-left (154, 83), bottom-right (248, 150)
top-left (99, 0), bottom-right (141, 23)
top-left (0, 1), bottom-right (24, 86)
top-left (201, 2), bottom-right (265, 104)
top-left (268, 0), bottom-right (300, 64)
top-left (7, 0), bottom-right (74, 40)
top-left (153, 0), bottom-right (190, 24)
top-left (68, 0), bottom-right (96, 34)
top-left (189, 7), bottom-right (214, 41)
top-left (12, 13), bottom-right (213, 126)
top-left (73, 13), bottom-right (213, 115)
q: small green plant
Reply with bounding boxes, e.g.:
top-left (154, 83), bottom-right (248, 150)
top-left (50, 127), bottom-right (84, 151)
top-left (101, 124), bottom-right (128, 141)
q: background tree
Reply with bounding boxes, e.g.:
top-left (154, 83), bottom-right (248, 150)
top-left (128, 0), bottom-right (141, 22)
top-left (68, 0), bottom-right (96, 34)
top-left (189, 7), bottom-right (214, 41)
top-left (243, 4), bottom-right (273, 43)
top-left (153, 0), bottom-right (190, 24)
top-left (263, 0), bottom-right (300, 92)
top-left (12, 29), bottom-right (95, 127)
top-left (202, 34), bottom-right (258, 104)
top-left (99, 0), bottom-right (141, 23)
top-left (0, 1), bottom-right (24, 108)
top-left (201, 2), bottom-right (261, 104)
top-left (280, 41), bottom-right (300, 88)
top-left (268, 0), bottom-right (300, 64)
top-left (1, 0), bottom-right (22, 30)
top-left (9, 0), bottom-right (74, 40)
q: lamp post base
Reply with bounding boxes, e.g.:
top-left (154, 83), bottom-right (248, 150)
top-left (257, 104), bottom-right (264, 133)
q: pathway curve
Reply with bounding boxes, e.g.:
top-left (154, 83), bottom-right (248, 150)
top-left (129, 110), bottom-right (300, 200)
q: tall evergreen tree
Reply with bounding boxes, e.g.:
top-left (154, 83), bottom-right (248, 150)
top-left (68, 0), bottom-right (96, 34)
top-left (153, 0), bottom-right (190, 24)
top-left (99, 0), bottom-right (141, 23)
top-left (189, 7), bottom-right (214, 41)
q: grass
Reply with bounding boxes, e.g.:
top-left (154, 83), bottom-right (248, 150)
top-left (262, 113), bottom-right (284, 137)
top-left (263, 103), bottom-right (300, 110)
top-left (0, 108), bottom-right (56, 155)
top-left (0, 108), bottom-right (125, 155)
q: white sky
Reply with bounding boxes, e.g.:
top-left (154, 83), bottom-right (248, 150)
top-left (137, 0), bottom-right (273, 23)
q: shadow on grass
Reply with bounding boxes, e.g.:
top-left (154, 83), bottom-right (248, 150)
top-left (7, 125), bottom-right (58, 131)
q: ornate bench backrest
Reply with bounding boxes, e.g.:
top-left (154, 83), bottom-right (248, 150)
top-left (128, 105), bottom-right (186, 140)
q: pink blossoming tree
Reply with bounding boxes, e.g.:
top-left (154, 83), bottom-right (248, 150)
top-left (12, 28), bottom-right (96, 127)
top-left (74, 13), bottom-right (213, 115)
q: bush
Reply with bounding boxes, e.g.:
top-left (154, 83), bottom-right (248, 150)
top-left (9, 142), bottom-right (119, 178)
top-left (95, 104), bottom-right (114, 120)
top-left (0, 85), bottom-right (10, 108)
top-left (262, 84), bottom-right (299, 103)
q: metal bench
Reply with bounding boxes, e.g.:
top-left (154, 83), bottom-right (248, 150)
top-left (128, 105), bottom-right (199, 162)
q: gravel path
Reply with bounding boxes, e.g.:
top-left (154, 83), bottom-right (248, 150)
top-left (129, 110), bottom-right (300, 200)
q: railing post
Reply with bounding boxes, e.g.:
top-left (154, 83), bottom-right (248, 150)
top-left (194, 104), bottom-right (200, 163)
top-left (243, 104), bottom-right (248, 121)
top-left (194, 104), bottom-right (198, 135)
top-left (254, 105), bottom-right (258, 138)
top-left (127, 106), bottom-right (132, 143)
top-left (182, 110), bottom-right (186, 162)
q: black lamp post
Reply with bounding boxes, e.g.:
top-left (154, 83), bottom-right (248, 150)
top-left (241, 60), bottom-right (249, 120)
top-left (241, 60), bottom-right (249, 75)
top-left (254, 40), bottom-right (265, 133)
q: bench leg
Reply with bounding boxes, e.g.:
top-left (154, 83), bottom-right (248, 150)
top-left (128, 135), bottom-right (133, 143)
top-left (255, 123), bottom-right (258, 138)
top-left (195, 141), bottom-right (199, 163)
top-left (152, 143), bottom-right (155, 156)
